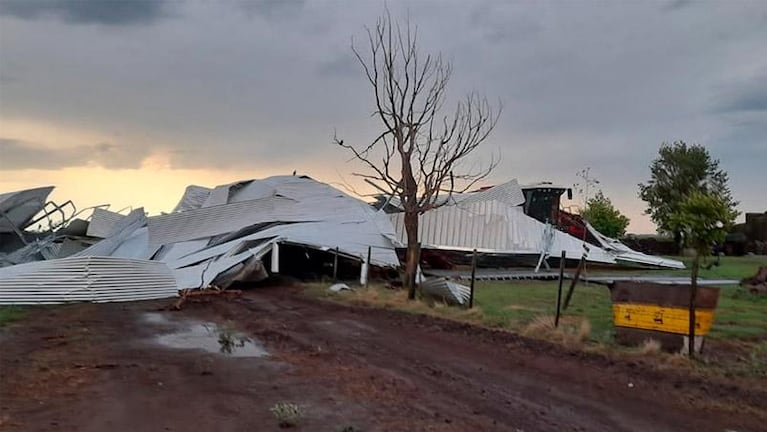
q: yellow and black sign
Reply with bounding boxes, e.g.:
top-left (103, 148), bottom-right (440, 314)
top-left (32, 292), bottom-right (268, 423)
top-left (612, 303), bottom-right (714, 335)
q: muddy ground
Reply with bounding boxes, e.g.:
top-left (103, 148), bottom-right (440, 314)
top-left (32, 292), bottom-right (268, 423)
top-left (1, 286), bottom-right (765, 431)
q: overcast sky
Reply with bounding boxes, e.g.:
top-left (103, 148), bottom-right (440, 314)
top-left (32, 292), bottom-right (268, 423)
top-left (1, 0), bottom-right (765, 233)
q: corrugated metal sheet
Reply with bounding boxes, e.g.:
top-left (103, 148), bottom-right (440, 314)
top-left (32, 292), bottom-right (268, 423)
top-left (0, 186), bottom-right (54, 233)
top-left (391, 201), bottom-right (615, 263)
top-left (585, 222), bottom-right (685, 269)
top-left (171, 185), bottom-right (212, 213)
top-left (147, 177), bottom-right (398, 250)
top-left (386, 179), bottom-right (525, 211)
top-left (1, 176), bottom-right (402, 304)
top-left (456, 179), bottom-right (525, 206)
top-left (0, 256), bottom-right (178, 305)
top-left (167, 220), bottom-right (399, 270)
top-left (86, 208), bottom-right (126, 238)
top-left (75, 208), bottom-right (146, 257)
top-left (420, 277), bottom-right (471, 305)
top-left (147, 197), bottom-right (285, 247)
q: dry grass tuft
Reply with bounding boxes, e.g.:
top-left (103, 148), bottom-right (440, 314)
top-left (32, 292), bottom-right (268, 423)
top-left (660, 353), bottom-right (692, 369)
top-left (522, 315), bottom-right (591, 349)
top-left (503, 304), bottom-right (544, 312)
top-left (637, 339), bottom-right (662, 356)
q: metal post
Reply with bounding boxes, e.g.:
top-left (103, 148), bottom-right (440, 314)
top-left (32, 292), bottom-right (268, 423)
top-left (365, 246), bottom-right (372, 288)
top-left (555, 250), bottom-right (566, 327)
top-left (270, 242), bottom-right (280, 274)
top-left (688, 254), bottom-right (700, 357)
top-left (469, 249), bottom-right (477, 309)
top-left (332, 246), bottom-right (339, 282)
top-left (563, 255), bottom-right (585, 310)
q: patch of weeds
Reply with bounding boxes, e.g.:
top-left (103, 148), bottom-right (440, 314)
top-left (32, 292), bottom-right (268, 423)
top-left (0, 306), bottom-right (26, 327)
top-left (522, 315), bottom-right (591, 349)
top-left (636, 339), bottom-right (662, 356)
top-left (270, 402), bottom-right (303, 428)
top-left (215, 323), bottom-right (250, 354)
top-left (747, 342), bottom-right (767, 377)
top-left (727, 288), bottom-right (761, 301)
top-left (591, 328), bottom-right (615, 345)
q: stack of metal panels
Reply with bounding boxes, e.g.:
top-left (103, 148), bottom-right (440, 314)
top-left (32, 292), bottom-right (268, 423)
top-left (0, 256), bottom-right (178, 305)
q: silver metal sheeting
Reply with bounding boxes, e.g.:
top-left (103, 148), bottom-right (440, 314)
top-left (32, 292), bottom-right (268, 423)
top-left (390, 181), bottom-right (684, 269)
top-left (420, 277), bottom-right (471, 305)
top-left (0, 256), bottom-right (178, 305)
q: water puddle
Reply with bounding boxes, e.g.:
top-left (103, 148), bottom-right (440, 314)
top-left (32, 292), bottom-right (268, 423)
top-left (142, 312), bottom-right (170, 325)
top-left (144, 313), bottom-right (267, 357)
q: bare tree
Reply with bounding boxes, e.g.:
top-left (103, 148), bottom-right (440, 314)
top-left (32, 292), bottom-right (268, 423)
top-left (335, 10), bottom-right (501, 299)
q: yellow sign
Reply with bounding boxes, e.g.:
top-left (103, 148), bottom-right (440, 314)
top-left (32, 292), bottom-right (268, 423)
top-left (612, 303), bottom-right (715, 335)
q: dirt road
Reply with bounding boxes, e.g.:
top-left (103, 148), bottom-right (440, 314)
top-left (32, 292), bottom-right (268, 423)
top-left (1, 286), bottom-right (765, 431)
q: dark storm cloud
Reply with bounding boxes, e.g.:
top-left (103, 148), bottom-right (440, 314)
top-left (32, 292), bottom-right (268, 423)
top-left (0, 0), bottom-right (171, 25)
top-left (468, 2), bottom-right (542, 44)
top-left (239, 0), bottom-right (306, 20)
top-left (1, 0), bottom-right (766, 229)
top-left (714, 74), bottom-right (767, 113)
top-left (0, 138), bottom-right (146, 170)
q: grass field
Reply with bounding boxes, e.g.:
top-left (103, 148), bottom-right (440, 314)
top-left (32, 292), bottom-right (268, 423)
top-left (314, 255), bottom-right (767, 344)
top-left (0, 306), bottom-right (26, 327)
top-left (590, 255), bottom-right (766, 280)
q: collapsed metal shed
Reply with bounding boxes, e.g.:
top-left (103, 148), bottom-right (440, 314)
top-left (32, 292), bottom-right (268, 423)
top-left (0, 175), bottom-right (403, 304)
top-left (388, 179), bottom-right (684, 269)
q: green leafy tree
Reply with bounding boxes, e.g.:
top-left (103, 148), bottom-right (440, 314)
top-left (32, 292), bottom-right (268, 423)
top-left (668, 191), bottom-right (738, 255)
top-left (638, 141), bottom-right (737, 245)
top-left (581, 191), bottom-right (631, 238)
top-left (667, 191), bottom-right (738, 356)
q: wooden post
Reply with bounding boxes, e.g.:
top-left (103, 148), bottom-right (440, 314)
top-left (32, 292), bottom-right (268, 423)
top-left (469, 249), bottom-right (477, 309)
top-left (689, 253), bottom-right (700, 357)
top-left (332, 246), bottom-right (339, 282)
top-left (563, 256), bottom-right (585, 310)
top-left (555, 250), bottom-right (566, 327)
top-left (365, 246), bottom-right (372, 288)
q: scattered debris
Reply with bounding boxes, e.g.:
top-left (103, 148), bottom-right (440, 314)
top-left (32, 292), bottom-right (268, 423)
top-left (387, 179), bottom-right (684, 270)
top-left (420, 277), bottom-right (471, 305)
top-left (329, 283), bottom-right (352, 292)
top-left (741, 266), bottom-right (767, 295)
top-left (270, 402), bottom-right (303, 428)
top-left (0, 175), bottom-right (692, 306)
top-left (0, 176), bottom-right (402, 304)
top-left (171, 287), bottom-right (242, 310)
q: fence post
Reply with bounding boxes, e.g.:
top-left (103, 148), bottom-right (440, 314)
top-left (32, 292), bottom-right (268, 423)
top-left (688, 254), bottom-right (700, 357)
top-left (555, 250), bottom-right (566, 327)
top-left (365, 246), bottom-right (372, 288)
top-left (469, 249), bottom-right (477, 309)
top-left (563, 255), bottom-right (585, 310)
top-left (332, 246), bottom-right (339, 282)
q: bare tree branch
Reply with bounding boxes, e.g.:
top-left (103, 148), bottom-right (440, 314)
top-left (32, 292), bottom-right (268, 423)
top-left (336, 10), bottom-right (502, 298)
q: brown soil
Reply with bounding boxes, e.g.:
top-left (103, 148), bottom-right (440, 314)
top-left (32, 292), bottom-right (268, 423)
top-left (1, 286), bottom-right (765, 432)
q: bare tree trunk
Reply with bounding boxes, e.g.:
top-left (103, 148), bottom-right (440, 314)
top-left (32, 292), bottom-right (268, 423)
top-left (404, 210), bottom-right (420, 299)
top-left (335, 10), bottom-right (499, 301)
top-left (688, 253), bottom-right (700, 357)
top-left (674, 231), bottom-right (683, 255)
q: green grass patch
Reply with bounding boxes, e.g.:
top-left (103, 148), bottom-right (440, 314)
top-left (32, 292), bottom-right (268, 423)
top-left (709, 286), bottom-right (767, 339)
top-left (310, 257), bottom-right (766, 343)
top-left (590, 255), bottom-right (766, 281)
top-left (473, 280), bottom-right (616, 341)
top-left (0, 306), bottom-right (26, 326)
